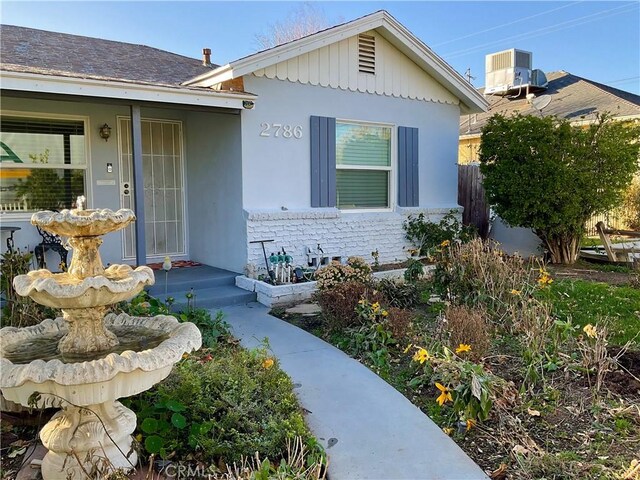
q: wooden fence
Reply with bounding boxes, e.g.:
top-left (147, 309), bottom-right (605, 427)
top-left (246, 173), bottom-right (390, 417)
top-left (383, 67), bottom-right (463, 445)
top-left (458, 164), bottom-right (490, 238)
top-left (585, 208), bottom-right (632, 237)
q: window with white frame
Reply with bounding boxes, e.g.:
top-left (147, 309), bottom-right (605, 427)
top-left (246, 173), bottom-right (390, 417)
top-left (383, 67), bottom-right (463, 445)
top-left (336, 121), bottom-right (392, 209)
top-left (0, 116), bottom-right (87, 213)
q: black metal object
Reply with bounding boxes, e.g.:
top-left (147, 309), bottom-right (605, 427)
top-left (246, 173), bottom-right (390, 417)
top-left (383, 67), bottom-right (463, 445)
top-left (250, 239), bottom-right (275, 282)
top-left (34, 226), bottom-right (68, 271)
top-left (0, 226), bottom-right (20, 252)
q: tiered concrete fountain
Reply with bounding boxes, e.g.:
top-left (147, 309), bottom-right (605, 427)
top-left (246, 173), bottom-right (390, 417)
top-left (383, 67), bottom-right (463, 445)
top-left (0, 199), bottom-right (202, 479)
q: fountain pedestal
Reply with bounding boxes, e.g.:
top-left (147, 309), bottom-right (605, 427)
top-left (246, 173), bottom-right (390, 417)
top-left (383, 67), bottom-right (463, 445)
top-left (40, 401), bottom-right (137, 477)
top-left (0, 205), bottom-right (202, 480)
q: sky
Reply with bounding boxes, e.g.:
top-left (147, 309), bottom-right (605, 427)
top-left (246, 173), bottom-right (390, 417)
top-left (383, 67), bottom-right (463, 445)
top-left (1, 1), bottom-right (639, 95)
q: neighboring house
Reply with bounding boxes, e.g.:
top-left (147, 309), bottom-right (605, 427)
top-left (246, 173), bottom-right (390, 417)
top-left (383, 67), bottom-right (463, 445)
top-left (458, 70), bottom-right (640, 164)
top-left (0, 11), bottom-right (486, 274)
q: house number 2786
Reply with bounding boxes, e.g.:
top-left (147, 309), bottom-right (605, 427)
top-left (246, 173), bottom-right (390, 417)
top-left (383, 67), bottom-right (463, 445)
top-left (259, 123), bottom-right (303, 139)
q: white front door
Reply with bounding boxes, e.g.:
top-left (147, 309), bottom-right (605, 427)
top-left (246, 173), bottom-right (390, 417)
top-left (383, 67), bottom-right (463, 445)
top-left (118, 118), bottom-right (186, 260)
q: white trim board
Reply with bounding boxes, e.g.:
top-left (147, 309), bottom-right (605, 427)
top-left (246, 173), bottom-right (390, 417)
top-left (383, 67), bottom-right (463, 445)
top-left (1, 71), bottom-right (256, 110)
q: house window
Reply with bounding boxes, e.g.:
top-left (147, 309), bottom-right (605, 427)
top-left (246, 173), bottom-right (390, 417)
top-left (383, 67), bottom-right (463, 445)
top-left (336, 121), bottom-right (391, 209)
top-left (0, 116), bottom-right (86, 213)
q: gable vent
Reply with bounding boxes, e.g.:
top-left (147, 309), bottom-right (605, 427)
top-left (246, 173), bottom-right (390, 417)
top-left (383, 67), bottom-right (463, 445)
top-left (358, 34), bottom-right (376, 75)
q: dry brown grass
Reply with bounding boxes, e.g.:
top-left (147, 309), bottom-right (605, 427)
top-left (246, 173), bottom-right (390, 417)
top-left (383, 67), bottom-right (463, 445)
top-left (315, 281), bottom-right (383, 331)
top-left (435, 238), bottom-right (541, 325)
top-left (440, 305), bottom-right (491, 361)
top-left (386, 307), bottom-right (413, 339)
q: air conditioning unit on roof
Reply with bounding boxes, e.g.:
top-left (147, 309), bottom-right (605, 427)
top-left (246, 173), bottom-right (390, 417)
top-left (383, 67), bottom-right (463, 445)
top-left (485, 48), bottom-right (547, 96)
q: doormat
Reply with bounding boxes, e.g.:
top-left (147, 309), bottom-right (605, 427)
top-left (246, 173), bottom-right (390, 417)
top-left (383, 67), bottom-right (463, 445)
top-left (147, 260), bottom-right (202, 270)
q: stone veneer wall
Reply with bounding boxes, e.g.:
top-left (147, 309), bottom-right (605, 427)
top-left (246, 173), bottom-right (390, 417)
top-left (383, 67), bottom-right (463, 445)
top-left (244, 207), bottom-right (459, 271)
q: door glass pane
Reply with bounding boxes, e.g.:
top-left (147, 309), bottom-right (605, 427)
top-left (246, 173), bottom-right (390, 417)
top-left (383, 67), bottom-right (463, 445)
top-left (120, 119), bottom-right (185, 259)
top-left (151, 122), bottom-right (163, 155)
top-left (166, 221), bottom-right (177, 253)
top-left (152, 156), bottom-right (164, 188)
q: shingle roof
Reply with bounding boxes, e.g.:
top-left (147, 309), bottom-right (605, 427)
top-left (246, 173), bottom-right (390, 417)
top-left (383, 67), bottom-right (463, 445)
top-left (0, 24), bottom-right (217, 88)
top-left (460, 71), bottom-right (640, 135)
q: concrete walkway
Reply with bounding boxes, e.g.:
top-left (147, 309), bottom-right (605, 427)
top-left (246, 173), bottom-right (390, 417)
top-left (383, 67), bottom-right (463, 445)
top-left (221, 303), bottom-right (488, 480)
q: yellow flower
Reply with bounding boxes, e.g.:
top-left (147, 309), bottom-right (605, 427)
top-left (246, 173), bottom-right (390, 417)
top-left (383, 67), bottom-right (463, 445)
top-left (440, 240), bottom-right (450, 247)
top-left (583, 324), bottom-right (597, 339)
top-left (182, 353), bottom-right (189, 359)
top-left (455, 343), bottom-right (472, 354)
top-left (403, 343), bottom-right (413, 354)
top-left (372, 302), bottom-right (380, 312)
top-left (413, 348), bottom-right (430, 364)
top-left (510, 289), bottom-right (521, 295)
top-left (537, 274), bottom-right (553, 288)
top-left (262, 358), bottom-right (274, 369)
top-left (442, 427), bottom-right (454, 436)
top-left (381, 310), bottom-right (389, 317)
top-left (435, 382), bottom-right (453, 406)
top-left (466, 419), bottom-right (476, 431)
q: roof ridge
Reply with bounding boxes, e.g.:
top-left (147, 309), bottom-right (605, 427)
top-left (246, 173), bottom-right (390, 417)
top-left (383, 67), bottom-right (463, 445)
top-left (562, 71), bottom-right (640, 112)
top-left (0, 24), bottom-right (211, 66)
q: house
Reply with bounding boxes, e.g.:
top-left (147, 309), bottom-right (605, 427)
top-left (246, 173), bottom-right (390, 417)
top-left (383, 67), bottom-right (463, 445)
top-left (459, 69), bottom-right (640, 164)
top-left (0, 11), bottom-right (487, 278)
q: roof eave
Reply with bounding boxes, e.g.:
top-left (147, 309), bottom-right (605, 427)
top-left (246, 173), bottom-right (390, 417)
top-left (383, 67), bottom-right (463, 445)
top-left (182, 11), bottom-right (488, 114)
top-left (1, 70), bottom-right (257, 109)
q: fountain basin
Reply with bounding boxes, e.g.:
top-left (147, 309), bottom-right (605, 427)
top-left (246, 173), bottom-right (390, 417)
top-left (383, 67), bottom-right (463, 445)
top-left (32, 208), bottom-right (136, 237)
top-left (0, 313), bottom-right (202, 407)
top-left (13, 265), bottom-right (154, 309)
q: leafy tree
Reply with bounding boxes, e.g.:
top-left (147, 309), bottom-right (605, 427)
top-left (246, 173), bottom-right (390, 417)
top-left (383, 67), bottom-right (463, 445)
top-left (479, 114), bottom-right (639, 264)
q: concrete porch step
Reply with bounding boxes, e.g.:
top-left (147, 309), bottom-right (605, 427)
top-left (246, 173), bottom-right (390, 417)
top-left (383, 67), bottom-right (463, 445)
top-left (147, 265), bottom-right (238, 297)
top-left (166, 285), bottom-right (257, 310)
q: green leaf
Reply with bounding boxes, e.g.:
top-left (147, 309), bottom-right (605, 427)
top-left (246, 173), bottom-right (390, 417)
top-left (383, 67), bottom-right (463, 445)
top-left (144, 435), bottom-right (165, 454)
top-left (171, 412), bottom-right (187, 429)
top-left (141, 417), bottom-right (158, 434)
top-left (165, 399), bottom-right (187, 412)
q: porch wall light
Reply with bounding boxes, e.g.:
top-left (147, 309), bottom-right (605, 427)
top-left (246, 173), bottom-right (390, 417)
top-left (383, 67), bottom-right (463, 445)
top-left (99, 123), bottom-right (112, 141)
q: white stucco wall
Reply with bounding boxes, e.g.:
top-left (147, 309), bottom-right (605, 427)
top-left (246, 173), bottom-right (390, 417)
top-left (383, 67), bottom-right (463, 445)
top-left (185, 111), bottom-right (245, 272)
top-left (240, 75), bottom-right (462, 269)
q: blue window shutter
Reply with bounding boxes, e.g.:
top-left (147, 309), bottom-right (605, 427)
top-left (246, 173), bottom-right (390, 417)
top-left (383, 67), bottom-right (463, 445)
top-left (310, 116), bottom-right (336, 207)
top-left (398, 126), bottom-right (419, 207)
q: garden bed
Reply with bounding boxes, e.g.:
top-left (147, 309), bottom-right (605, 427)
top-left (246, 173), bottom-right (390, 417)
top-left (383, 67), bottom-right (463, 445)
top-left (273, 239), bottom-right (640, 480)
top-left (237, 267), bottom-right (434, 307)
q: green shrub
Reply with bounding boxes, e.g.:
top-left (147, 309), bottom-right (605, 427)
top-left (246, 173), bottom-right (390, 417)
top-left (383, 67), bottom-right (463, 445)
top-left (403, 210), bottom-right (475, 257)
top-left (0, 249), bottom-right (55, 328)
top-left (480, 113), bottom-right (640, 264)
top-left (314, 257), bottom-right (372, 291)
top-left (403, 258), bottom-right (425, 283)
top-left (126, 343), bottom-right (316, 464)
